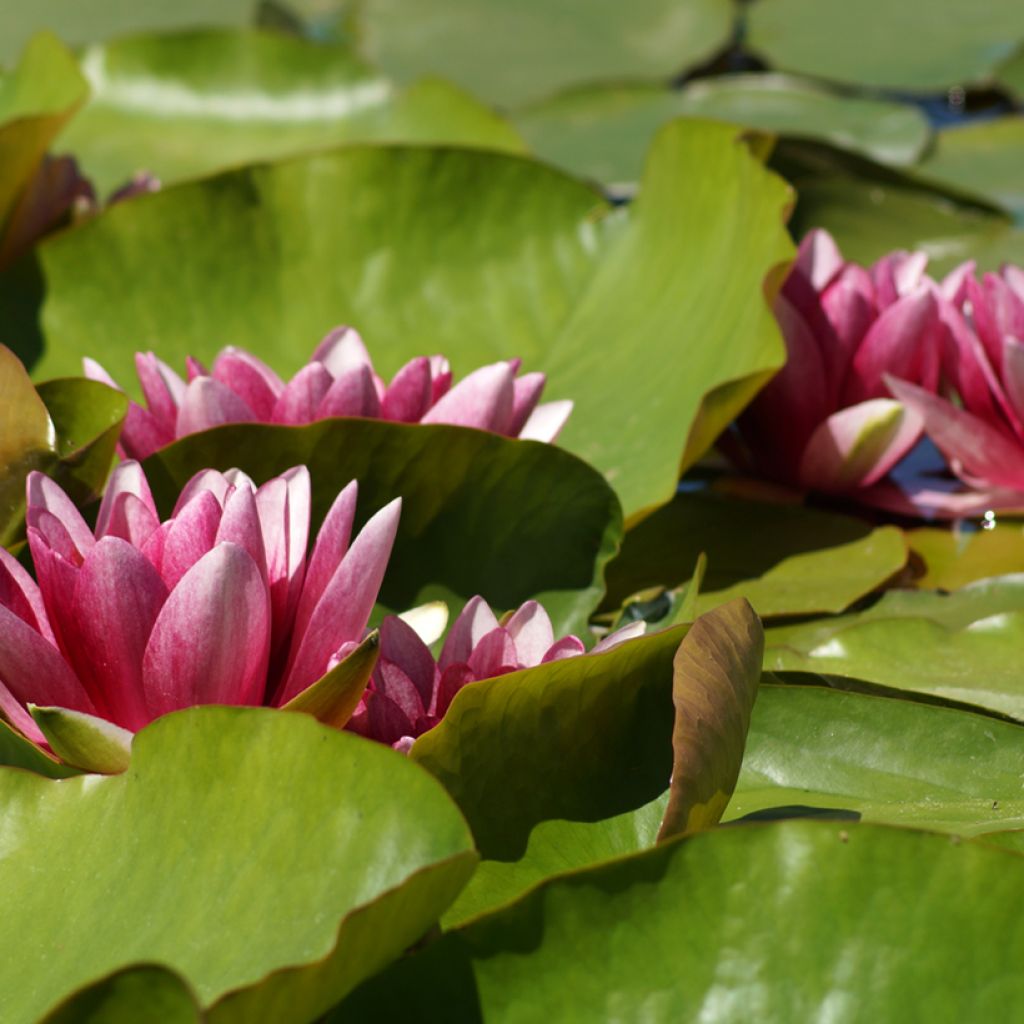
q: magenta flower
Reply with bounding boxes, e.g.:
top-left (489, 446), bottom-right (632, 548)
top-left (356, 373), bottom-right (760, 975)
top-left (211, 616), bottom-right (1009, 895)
top-left (884, 262), bottom-right (1024, 509)
top-left (0, 461), bottom-right (400, 757)
top-left (348, 596), bottom-right (645, 751)
top-left (728, 229), bottom-right (942, 494)
top-left (84, 326), bottom-right (573, 461)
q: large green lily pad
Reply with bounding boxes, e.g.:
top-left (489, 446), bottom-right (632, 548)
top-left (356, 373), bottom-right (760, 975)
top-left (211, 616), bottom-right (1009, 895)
top-left (999, 48), bottom-right (1024, 99)
top-left (332, 820), bottom-right (1024, 1021)
top-left (727, 684), bottom-right (1024, 835)
top-left (0, 707), bottom-right (476, 1024)
top-left (746, 0), bottom-right (1024, 93)
top-left (356, 0), bottom-right (734, 108)
top-left (764, 585), bottom-right (1024, 720)
top-left (441, 599), bottom-right (762, 923)
top-left (0, 33), bottom-right (87, 243)
top-left (0, 0), bottom-right (255, 64)
top-left (60, 29), bottom-right (524, 195)
top-left (31, 119), bottom-right (792, 521)
top-left (41, 967), bottom-right (201, 1024)
top-left (517, 77), bottom-right (930, 185)
top-left (145, 419), bottom-right (622, 637)
top-left (916, 116), bottom-right (1024, 223)
top-left (908, 524), bottom-right (1024, 590)
top-left (604, 488), bottom-right (906, 619)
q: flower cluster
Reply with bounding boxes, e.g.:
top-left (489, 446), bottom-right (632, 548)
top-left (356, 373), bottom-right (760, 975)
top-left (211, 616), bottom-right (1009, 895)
top-left (728, 229), bottom-right (1024, 514)
top-left (85, 326), bottom-right (573, 461)
top-left (0, 462), bottom-right (399, 750)
top-left (349, 595), bottom-right (645, 751)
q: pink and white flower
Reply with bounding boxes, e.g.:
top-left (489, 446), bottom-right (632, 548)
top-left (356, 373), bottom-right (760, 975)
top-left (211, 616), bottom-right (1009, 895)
top-left (0, 461), bottom-right (400, 753)
top-left (349, 595), bottom-right (645, 751)
top-left (85, 326), bottom-right (573, 460)
top-left (728, 229), bottom-right (942, 494)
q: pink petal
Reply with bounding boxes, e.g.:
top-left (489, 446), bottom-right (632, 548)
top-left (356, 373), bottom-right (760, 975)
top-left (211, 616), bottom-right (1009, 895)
top-left (373, 662), bottom-right (427, 723)
top-left (272, 362), bottom-right (333, 425)
top-left (984, 272), bottom-right (1024, 340)
top-left (212, 348), bottom-right (285, 419)
top-left (315, 363), bottom-right (382, 419)
top-left (26, 525), bottom-right (80, 653)
top-left (886, 376), bottom-right (1024, 490)
top-left (176, 377), bottom-right (257, 436)
top-left (421, 362), bottom-right (515, 433)
top-left (1000, 337), bottom-right (1024, 429)
top-left (172, 468), bottom-right (232, 516)
top-left (0, 602), bottom-right (93, 715)
top-left (467, 627), bottom-right (518, 679)
top-left (844, 286), bottom-right (938, 404)
top-left (871, 250), bottom-right (927, 305)
top-left (83, 360), bottom-right (172, 459)
top-left (435, 662), bottom-right (476, 718)
top-left (541, 635), bottom-right (586, 662)
top-left (26, 473), bottom-right (95, 559)
top-left (0, 545), bottom-right (53, 640)
top-left (0, 679), bottom-right (48, 746)
top-left (429, 357), bottom-right (452, 404)
top-left (820, 277), bottom-right (874, 388)
top-left (143, 543), bottom-right (270, 716)
top-left (135, 352), bottom-right (187, 432)
top-left (255, 466), bottom-right (311, 646)
top-left (347, 689), bottom-right (415, 746)
top-left (82, 358), bottom-right (122, 390)
top-left (378, 615), bottom-right (438, 708)
top-left (157, 490), bottom-right (222, 589)
top-left (381, 357), bottom-right (432, 423)
top-left (186, 356), bottom-right (207, 381)
top-left (1004, 264), bottom-right (1024, 303)
top-left (311, 326), bottom-right (373, 378)
top-left (96, 461), bottom-right (160, 548)
top-left (508, 372), bottom-right (546, 437)
top-left (794, 228), bottom-right (844, 291)
top-left (797, 399), bottom-right (923, 492)
top-left (279, 497), bottom-right (401, 703)
top-left (503, 601), bottom-right (554, 668)
top-left (518, 400), bottom-right (573, 443)
top-left (965, 275), bottom-right (1005, 370)
top-left (290, 480), bottom-right (357, 652)
top-left (592, 620), bottom-right (646, 654)
top-left (940, 261), bottom-right (976, 303)
top-left (68, 537), bottom-right (168, 730)
top-left (439, 595), bottom-right (501, 671)
top-left (216, 482), bottom-right (268, 580)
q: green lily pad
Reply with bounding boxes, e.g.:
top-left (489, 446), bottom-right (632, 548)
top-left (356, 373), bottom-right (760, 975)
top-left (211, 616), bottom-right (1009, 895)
top-left (442, 599), bottom-right (762, 924)
top-left (789, 175), bottom-right (1024, 276)
top-left (332, 820), bottom-right (1024, 1022)
top-left (999, 47), bottom-right (1024, 99)
top-left (41, 966), bottom-right (201, 1024)
top-left (145, 419), bottom-right (622, 638)
top-left (727, 684), bottom-right (1024, 835)
top-left (908, 524), bottom-right (1024, 589)
top-left (764, 590), bottom-right (1024, 720)
top-left (0, 706), bottom-right (476, 1024)
top-left (30, 119), bottom-right (792, 521)
top-left (604, 489), bottom-right (907, 619)
top-left (356, 0), bottom-right (734, 108)
top-left (0, 347), bottom-right (127, 548)
top-left (516, 77), bottom-right (930, 185)
top-left (915, 116), bottom-right (1024, 223)
top-left (59, 29), bottom-right (524, 195)
top-left (0, 33), bottom-right (87, 243)
top-left (0, 0), bottom-right (255, 65)
top-left (746, 0), bottom-right (1024, 93)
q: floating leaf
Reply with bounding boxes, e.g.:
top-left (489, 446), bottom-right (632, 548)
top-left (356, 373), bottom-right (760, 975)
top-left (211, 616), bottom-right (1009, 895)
top-left (60, 29), bottom-right (525, 194)
top-left (728, 683), bottom-right (1024, 835)
top-left (517, 77), bottom-right (930, 185)
top-left (356, 0), bottom-right (735, 107)
top-left (412, 625), bottom-right (687, 859)
top-left (30, 119), bottom-right (792, 521)
top-left (604, 489), bottom-right (906, 619)
top-left (746, 0), bottom-right (1024, 92)
top-left (333, 821), bottom-right (1024, 1021)
top-left (916, 116), bottom-right (1024, 223)
top-left (41, 966), bottom-right (201, 1024)
top-left (0, 706), bottom-right (476, 1024)
top-left (908, 525), bottom-right (1024, 590)
top-left (145, 419), bottom-right (622, 637)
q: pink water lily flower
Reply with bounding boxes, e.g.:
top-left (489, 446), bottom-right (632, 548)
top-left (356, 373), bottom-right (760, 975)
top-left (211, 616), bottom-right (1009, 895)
top-left (0, 461), bottom-right (400, 754)
top-left (348, 596), bottom-right (645, 751)
top-left (883, 262), bottom-right (1024, 512)
top-left (728, 229), bottom-right (942, 494)
top-left (84, 326), bottom-right (573, 461)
